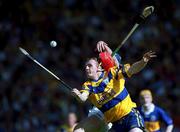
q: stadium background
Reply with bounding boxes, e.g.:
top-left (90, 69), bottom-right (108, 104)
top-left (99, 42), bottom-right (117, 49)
top-left (0, 0), bottom-right (179, 131)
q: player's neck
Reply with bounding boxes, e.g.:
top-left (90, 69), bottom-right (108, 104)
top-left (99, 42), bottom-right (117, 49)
top-left (142, 103), bottom-right (154, 115)
top-left (143, 103), bottom-right (154, 111)
top-left (93, 72), bottom-right (103, 81)
top-left (94, 74), bottom-right (99, 80)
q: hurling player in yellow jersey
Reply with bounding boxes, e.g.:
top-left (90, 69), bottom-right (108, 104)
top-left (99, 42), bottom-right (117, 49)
top-left (72, 41), bottom-right (156, 132)
top-left (73, 41), bottom-right (120, 132)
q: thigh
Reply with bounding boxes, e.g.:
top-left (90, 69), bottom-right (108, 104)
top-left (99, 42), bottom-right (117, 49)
top-left (111, 121), bottom-right (125, 132)
top-left (111, 110), bottom-right (145, 132)
top-left (74, 115), bottom-right (108, 132)
top-left (127, 110), bottom-right (145, 131)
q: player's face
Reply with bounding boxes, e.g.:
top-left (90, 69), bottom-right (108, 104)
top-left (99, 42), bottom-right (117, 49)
top-left (140, 94), bottom-right (152, 106)
top-left (85, 59), bottom-right (99, 79)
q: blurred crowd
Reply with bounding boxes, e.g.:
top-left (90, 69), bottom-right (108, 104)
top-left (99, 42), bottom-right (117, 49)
top-left (0, 0), bottom-right (179, 131)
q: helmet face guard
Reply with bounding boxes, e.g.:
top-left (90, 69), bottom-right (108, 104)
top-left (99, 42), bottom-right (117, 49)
top-left (99, 52), bottom-right (115, 71)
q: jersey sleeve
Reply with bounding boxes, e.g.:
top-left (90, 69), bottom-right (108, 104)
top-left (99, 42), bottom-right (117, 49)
top-left (113, 53), bottom-right (122, 67)
top-left (110, 63), bottom-right (131, 80)
top-left (122, 63), bottom-right (131, 78)
top-left (158, 107), bottom-right (173, 126)
top-left (80, 82), bottom-right (91, 94)
top-left (114, 63), bottom-right (131, 78)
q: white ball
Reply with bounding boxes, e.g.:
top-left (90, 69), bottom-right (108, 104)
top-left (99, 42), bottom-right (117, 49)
top-left (50, 41), bottom-right (57, 47)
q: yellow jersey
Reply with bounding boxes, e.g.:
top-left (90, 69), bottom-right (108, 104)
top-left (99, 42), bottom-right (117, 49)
top-left (82, 64), bottom-right (136, 123)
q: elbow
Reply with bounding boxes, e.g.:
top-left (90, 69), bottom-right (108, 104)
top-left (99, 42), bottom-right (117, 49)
top-left (77, 98), bottom-right (86, 103)
top-left (78, 95), bottom-right (88, 103)
top-left (126, 70), bottom-right (133, 77)
top-left (78, 99), bottom-right (87, 104)
top-left (80, 100), bottom-right (86, 103)
top-left (81, 97), bottom-right (88, 102)
top-left (166, 124), bottom-right (174, 132)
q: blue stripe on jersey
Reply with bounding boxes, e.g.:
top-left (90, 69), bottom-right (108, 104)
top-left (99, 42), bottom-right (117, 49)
top-left (100, 88), bottom-right (129, 113)
top-left (87, 72), bottom-right (113, 93)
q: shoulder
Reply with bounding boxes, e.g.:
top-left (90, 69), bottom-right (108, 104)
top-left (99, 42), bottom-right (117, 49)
top-left (105, 66), bottom-right (119, 77)
top-left (124, 63), bottom-right (131, 69)
top-left (155, 105), bottom-right (170, 117)
top-left (82, 81), bottom-right (92, 92)
top-left (136, 106), bottom-right (142, 111)
top-left (155, 105), bottom-right (166, 113)
top-left (136, 106), bottom-right (143, 114)
top-left (83, 81), bottom-right (91, 85)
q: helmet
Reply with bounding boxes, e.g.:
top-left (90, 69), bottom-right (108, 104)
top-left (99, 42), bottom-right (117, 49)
top-left (99, 52), bottom-right (115, 71)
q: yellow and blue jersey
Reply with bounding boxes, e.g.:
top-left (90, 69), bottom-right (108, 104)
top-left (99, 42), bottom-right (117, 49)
top-left (82, 65), bottom-right (136, 123)
top-left (138, 105), bottom-right (173, 132)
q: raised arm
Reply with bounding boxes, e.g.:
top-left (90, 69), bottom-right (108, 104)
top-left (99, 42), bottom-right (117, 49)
top-left (96, 41), bottom-right (121, 67)
top-left (96, 41), bottom-right (112, 54)
top-left (127, 51), bottom-right (156, 76)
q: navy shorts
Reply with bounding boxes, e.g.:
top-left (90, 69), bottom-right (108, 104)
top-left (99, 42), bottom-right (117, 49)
top-left (111, 109), bottom-right (145, 132)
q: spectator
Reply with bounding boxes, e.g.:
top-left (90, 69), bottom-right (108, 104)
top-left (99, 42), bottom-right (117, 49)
top-left (59, 112), bottom-right (78, 132)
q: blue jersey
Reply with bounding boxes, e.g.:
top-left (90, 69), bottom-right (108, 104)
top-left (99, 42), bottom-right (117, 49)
top-left (138, 105), bottom-right (173, 132)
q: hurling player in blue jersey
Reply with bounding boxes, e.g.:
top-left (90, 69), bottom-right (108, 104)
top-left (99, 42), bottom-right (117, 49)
top-left (72, 41), bottom-right (156, 132)
top-left (138, 89), bottom-right (173, 132)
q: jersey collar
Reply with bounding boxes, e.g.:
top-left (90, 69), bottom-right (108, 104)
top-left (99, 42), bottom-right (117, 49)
top-left (91, 71), bottom-right (104, 82)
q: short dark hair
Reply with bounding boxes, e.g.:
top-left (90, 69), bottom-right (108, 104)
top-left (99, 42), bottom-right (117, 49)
top-left (85, 57), bottom-right (99, 66)
top-left (86, 57), bottom-right (98, 62)
top-left (85, 57), bottom-right (104, 72)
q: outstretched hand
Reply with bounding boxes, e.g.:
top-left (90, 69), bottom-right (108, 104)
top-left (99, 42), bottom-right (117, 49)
top-left (96, 41), bottom-right (112, 54)
top-left (143, 51), bottom-right (156, 63)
